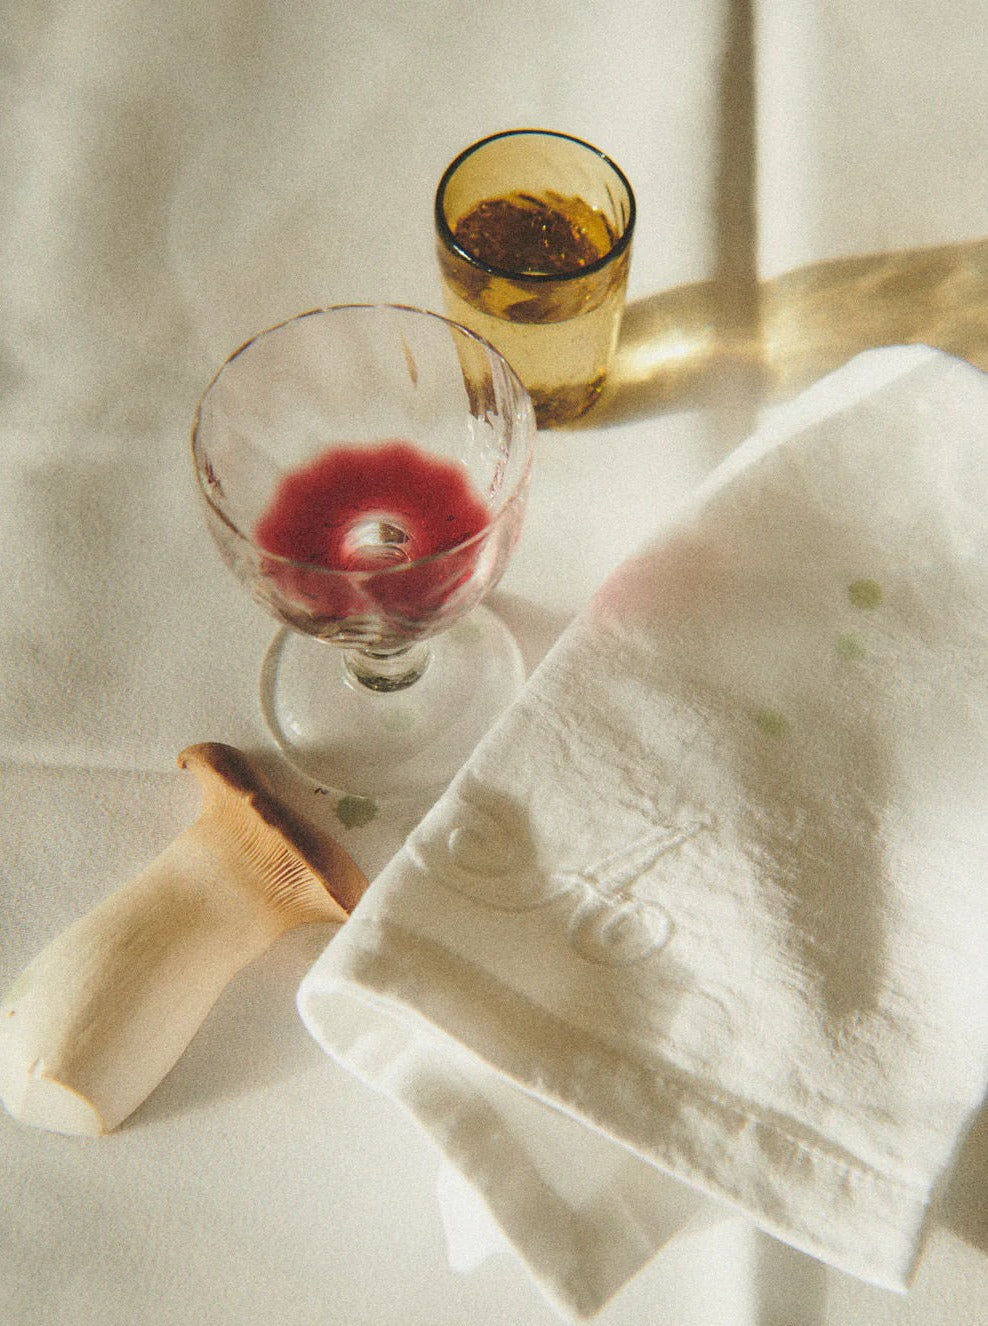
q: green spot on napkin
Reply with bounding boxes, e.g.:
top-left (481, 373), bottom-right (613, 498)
top-left (335, 795), bottom-right (378, 829)
top-left (837, 632), bottom-right (867, 660)
top-left (755, 707), bottom-right (790, 738)
top-left (848, 578), bottom-right (883, 608)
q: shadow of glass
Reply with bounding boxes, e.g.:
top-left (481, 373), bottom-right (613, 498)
top-left (763, 238), bottom-right (988, 394)
top-left (589, 279), bottom-right (766, 427)
top-left (592, 236), bottom-right (988, 430)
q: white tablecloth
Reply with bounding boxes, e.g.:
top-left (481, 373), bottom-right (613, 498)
top-left (1, 3), bottom-right (985, 1323)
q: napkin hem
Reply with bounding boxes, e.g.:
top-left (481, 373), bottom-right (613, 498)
top-left (300, 974), bottom-right (726, 1320)
top-left (299, 916), bottom-right (931, 1301)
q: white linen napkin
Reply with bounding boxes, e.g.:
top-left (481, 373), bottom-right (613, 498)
top-left (298, 345), bottom-right (988, 1319)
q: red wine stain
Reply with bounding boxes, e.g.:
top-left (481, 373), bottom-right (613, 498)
top-left (254, 439), bottom-right (490, 623)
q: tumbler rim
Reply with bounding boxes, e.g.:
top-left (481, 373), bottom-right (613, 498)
top-left (435, 128), bottom-right (636, 285)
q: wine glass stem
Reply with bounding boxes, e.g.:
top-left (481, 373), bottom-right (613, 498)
top-left (344, 642), bottom-right (431, 693)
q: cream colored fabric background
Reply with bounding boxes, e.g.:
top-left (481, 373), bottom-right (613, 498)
top-left (1, 2), bottom-right (985, 1323)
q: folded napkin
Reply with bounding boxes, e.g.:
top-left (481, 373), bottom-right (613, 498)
top-left (298, 345), bottom-right (988, 1319)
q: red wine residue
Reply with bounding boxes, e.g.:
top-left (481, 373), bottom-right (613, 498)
top-left (254, 439), bottom-right (490, 621)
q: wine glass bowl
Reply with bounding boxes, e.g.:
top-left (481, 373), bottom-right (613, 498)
top-left (192, 304), bottom-right (536, 800)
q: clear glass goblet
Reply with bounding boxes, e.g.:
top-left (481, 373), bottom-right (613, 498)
top-left (192, 304), bottom-right (536, 802)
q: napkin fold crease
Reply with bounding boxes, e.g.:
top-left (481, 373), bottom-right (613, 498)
top-left (299, 346), bottom-right (988, 1320)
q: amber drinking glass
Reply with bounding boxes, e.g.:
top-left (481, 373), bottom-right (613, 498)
top-left (435, 129), bottom-right (635, 427)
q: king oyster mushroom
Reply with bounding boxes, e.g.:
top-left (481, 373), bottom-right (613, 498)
top-left (0, 742), bottom-right (367, 1136)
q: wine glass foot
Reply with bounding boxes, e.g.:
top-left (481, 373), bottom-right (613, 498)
top-left (258, 605), bottom-right (525, 802)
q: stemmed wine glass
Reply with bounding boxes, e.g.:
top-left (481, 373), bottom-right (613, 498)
top-left (191, 304), bottom-right (536, 803)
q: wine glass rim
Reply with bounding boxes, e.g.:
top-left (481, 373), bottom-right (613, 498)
top-left (434, 128), bottom-right (636, 284)
top-left (190, 304), bottom-right (536, 580)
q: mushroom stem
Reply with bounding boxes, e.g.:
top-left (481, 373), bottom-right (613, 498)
top-left (0, 743), bottom-right (367, 1136)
